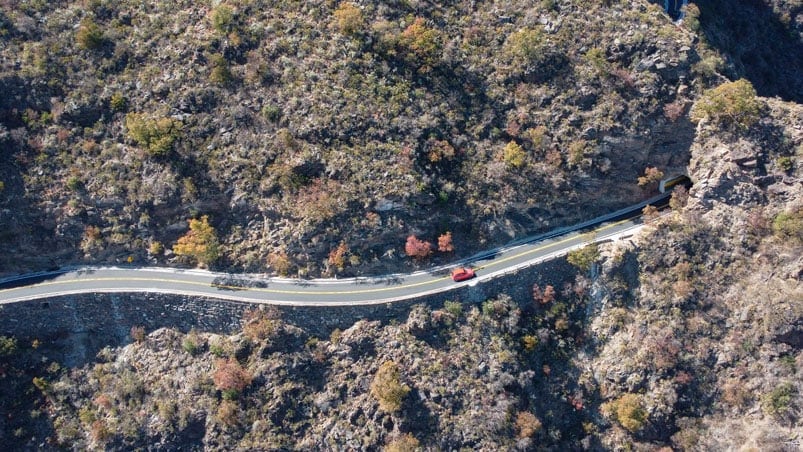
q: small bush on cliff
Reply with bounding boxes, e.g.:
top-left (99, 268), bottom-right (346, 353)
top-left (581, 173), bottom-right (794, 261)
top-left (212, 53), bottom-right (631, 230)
top-left (213, 358), bottom-right (252, 400)
top-left (602, 393), bottom-right (647, 433)
top-left (637, 166), bottom-right (664, 187)
top-left (125, 113), bottom-right (181, 156)
top-left (210, 54), bottom-right (234, 86)
top-left (210, 5), bottom-right (235, 34)
top-left (370, 361), bottom-right (410, 413)
top-left (333, 3), bottom-right (364, 36)
top-left (76, 18), bottom-right (104, 50)
top-left (384, 433), bottom-right (419, 452)
top-left (328, 242), bottom-right (350, 271)
top-left (0, 335), bottom-right (17, 356)
top-left (502, 141), bottom-right (526, 168)
top-left (398, 18), bottom-right (442, 70)
top-left (130, 326), bottom-right (146, 343)
top-left (182, 330), bottom-right (202, 356)
top-left (567, 243), bottom-right (600, 272)
top-left (242, 308), bottom-right (280, 343)
top-left (690, 79), bottom-right (761, 129)
top-left (437, 232), bottom-right (454, 253)
top-left (772, 208), bottom-right (803, 244)
top-left (515, 411), bottom-right (542, 438)
top-left (762, 382), bottom-right (796, 417)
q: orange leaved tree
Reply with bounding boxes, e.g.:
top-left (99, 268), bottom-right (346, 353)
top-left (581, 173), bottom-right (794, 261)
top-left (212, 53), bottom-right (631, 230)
top-left (405, 235), bottom-right (432, 259)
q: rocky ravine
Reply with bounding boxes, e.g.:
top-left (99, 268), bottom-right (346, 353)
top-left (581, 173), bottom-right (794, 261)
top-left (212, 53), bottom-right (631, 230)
top-left (0, 94), bottom-right (799, 450)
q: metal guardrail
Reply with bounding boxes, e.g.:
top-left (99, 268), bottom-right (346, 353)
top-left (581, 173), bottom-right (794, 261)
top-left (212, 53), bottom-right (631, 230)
top-left (465, 191), bottom-right (671, 265)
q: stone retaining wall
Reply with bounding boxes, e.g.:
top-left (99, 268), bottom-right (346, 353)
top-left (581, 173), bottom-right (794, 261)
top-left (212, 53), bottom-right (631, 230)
top-left (0, 259), bottom-right (577, 365)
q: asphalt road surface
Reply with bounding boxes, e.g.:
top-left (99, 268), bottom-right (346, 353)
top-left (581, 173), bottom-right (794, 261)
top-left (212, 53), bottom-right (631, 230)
top-left (0, 211), bottom-right (653, 307)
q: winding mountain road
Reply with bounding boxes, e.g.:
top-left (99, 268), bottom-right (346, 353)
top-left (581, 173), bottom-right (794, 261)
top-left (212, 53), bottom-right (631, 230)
top-left (0, 194), bottom-right (669, 307)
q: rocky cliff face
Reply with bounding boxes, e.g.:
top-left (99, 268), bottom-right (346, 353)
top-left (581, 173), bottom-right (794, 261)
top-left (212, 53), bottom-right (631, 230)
top-left (585, 95), bottom-right (802, 448)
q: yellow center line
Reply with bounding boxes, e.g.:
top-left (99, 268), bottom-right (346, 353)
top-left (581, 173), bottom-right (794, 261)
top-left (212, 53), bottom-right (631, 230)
top-left (474, 217), bottom-right (631, 271)
top-left (0, 217), bottom-right (637, 298)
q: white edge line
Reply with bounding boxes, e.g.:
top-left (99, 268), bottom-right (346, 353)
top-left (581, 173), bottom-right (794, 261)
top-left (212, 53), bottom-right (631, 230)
top-left (0, 225), bottom-right (644, 307)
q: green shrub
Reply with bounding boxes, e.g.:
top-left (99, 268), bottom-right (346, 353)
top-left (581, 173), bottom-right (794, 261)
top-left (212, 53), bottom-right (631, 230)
top-left (503, 28), bottom-right (545, 63)
top-left (210, 5), bottom-right (235, 34)
top-left (66, 176), bottom-right (83, 191)
top-left (502, 141), bottom-right (526, 168)
top-left (772, 209), bottom-right (803, 243)
top-left (567, 243), bottom-right (599, 272)
top-left (776, 156), bottom-right (793, 172)
top-left (584, 47), bottom-right (608, 75)
top-left (210, 343), bottom-right (227, 357)
top-left (182, 330), bottom-right (201, 355)
top-left (603, 393), bottom-right (647, 432)
top-left (541, 0), bottom-right (557, 11)
top-left (692, 53), bottom-right (724, 79)
top-left (762, 382), bottom-right (796, 416)
top-left (76, 18), bottom-right (104, 50)
top-left (443, 300), bottom-right (462, 318)
top-left (683, 3), bottom-right (701, 32)
top-left (370, 361), bottom-right (410, 413)
top-left (109, 92), bottom-right (127, 112)
top-left (261, 104), bottom-right (281, 122)
top-left (568, 140), bottom-right (589, 166)
top-left (522, 335), bottom-right (538, 351)
top-left (125, 113), bottom-right (181, 156)
top-left (210, 54), bottom-right (234, 85)
top-left (0, 335), bottom-right (17, 356)
top-left (690, 79), bottom-right (761, 129)
top-left (32, 376), bottom-right (50, 392)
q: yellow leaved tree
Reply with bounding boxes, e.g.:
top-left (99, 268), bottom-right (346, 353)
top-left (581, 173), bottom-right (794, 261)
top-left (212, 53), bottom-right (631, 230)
top-left (173, 215), bottom-right (220, 267)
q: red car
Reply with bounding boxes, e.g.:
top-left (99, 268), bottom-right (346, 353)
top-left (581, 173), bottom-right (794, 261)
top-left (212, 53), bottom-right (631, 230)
top-left (450, 267), bottom-right (476, 282)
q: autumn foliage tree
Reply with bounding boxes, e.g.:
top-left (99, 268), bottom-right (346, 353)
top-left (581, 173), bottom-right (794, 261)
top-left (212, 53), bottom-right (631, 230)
top-left (642, 204), bottom-right (660, 223)
top-left (405, 235), bottom-right (432, 259)
top-left (328, 242), bottom-right (349, 271)
top-left (333, 2), bottom-right (364, 36)
top-left (515, 411), bottom-right (543, 438)
top-left (602, 393), bottom-right (647, 433)
top-left (242, 308), bottom-right (280, 343)
top-left (532, 284), bottom-right (556, 305)
top-left (437, 232), bottom-right (454, 253)
top-left (637, 166), bottom-right (664, 187)
top-left (173, 215), bottom-right (220, 267)
top-left (398, 17), bottom-right (442, 71)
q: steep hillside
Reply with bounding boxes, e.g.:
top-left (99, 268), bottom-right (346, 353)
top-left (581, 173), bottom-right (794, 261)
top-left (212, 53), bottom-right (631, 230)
top-left (0, 0), bottom-right (697, 275)
top-left (587, 92), bottom-right (802, 448)
top-left (0, 96), bottom-right (799, 449)
top-left (0, 1), bottom-right (801, 450)
top-left (2, 289), bottom-right (601, 450)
